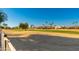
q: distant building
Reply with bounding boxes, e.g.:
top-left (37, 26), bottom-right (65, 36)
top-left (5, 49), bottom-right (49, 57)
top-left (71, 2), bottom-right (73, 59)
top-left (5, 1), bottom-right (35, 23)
top-left (55, 26), bottom-right (61, 29)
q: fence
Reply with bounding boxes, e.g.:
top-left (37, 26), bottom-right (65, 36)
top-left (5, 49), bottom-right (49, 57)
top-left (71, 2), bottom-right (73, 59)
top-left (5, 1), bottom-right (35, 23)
top-left (1, 32), bottom-right (16, 51)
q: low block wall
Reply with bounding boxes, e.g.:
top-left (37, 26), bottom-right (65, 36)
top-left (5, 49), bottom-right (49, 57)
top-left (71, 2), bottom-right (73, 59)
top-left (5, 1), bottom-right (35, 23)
top-left (4, 37), bottom-right (16, 51)
top-left (1, 31), bottom-right (16, 51)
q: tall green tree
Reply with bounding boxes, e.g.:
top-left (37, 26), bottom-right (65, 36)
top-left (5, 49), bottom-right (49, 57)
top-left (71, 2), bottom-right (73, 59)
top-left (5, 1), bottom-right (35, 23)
top-left (0, 11), bottom-right (7, 26)
top-left (19, 22), bottom-right (29, 29)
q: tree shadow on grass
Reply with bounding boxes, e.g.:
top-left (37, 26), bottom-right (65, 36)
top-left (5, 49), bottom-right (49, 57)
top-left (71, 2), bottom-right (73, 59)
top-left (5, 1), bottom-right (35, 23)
top-left (9, 34), bottom-right (79, 51)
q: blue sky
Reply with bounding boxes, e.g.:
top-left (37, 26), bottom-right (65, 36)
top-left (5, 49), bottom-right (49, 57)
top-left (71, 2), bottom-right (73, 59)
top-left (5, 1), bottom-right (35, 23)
top-left (1, 8), bottom-right (79, 27)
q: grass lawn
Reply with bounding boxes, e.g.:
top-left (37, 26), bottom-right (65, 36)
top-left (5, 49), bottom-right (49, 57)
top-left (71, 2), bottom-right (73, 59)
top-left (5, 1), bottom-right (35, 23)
top-left (29, 29), bottom-right (79, 34)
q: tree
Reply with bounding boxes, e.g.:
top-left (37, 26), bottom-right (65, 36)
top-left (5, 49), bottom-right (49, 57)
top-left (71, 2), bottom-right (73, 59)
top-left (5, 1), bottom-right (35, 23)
top-left (45, 21), bottom-right (49, 26)
top-left (72, 21), bottom-right (78, 29)
top-left (2, 23), bottom-right (8, 29)
top-left (30, 25), bottom-right (34, 28)
top-left (49, 22), bottom-right (54, 27)
top-left (0, 11), bottom-right (7, 25)
top-left (72, 21), bottom-right (78, 26)
top-left (19, 22), bottom-right (29, 29)
top-left (42, 24), bottom-right (45, 27)
top-left (12, 26), bottom-right (19, 29)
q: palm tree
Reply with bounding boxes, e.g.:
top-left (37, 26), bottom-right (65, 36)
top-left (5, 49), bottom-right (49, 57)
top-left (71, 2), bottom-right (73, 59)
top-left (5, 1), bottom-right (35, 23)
top-left (42, 24), bottom-right (45, 27)
top-left (49, 22), bottom-right (54, 27)
top-left (45, 21), bottom-right (48, 27)
top-left (72, 21), bottom-right (78, 29)
top-left (0, 11), bottom-right (7, 26)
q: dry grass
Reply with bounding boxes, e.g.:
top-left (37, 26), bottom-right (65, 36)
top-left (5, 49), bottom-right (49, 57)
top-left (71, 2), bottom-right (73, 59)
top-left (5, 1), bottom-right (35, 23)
top-left (2, 29), bottom-right (79, 38)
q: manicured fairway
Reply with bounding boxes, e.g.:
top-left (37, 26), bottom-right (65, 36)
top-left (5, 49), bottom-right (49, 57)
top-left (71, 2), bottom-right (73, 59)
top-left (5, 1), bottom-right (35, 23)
top-left (29, 29), bottom-right (79, 34)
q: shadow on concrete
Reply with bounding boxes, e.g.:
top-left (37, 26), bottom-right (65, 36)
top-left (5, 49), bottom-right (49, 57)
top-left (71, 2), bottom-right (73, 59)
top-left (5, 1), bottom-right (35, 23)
top-left (9, 34), bottom-right (79, 51)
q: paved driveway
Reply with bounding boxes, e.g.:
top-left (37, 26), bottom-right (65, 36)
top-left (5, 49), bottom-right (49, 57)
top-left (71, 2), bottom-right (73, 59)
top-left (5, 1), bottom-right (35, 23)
top-left (9, 34), bottom-right (79, 51)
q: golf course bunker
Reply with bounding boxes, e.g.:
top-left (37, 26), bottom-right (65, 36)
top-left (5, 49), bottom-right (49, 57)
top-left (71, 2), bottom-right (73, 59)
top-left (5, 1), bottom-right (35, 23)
top-left (9, 34), bottom-right (79, 51)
